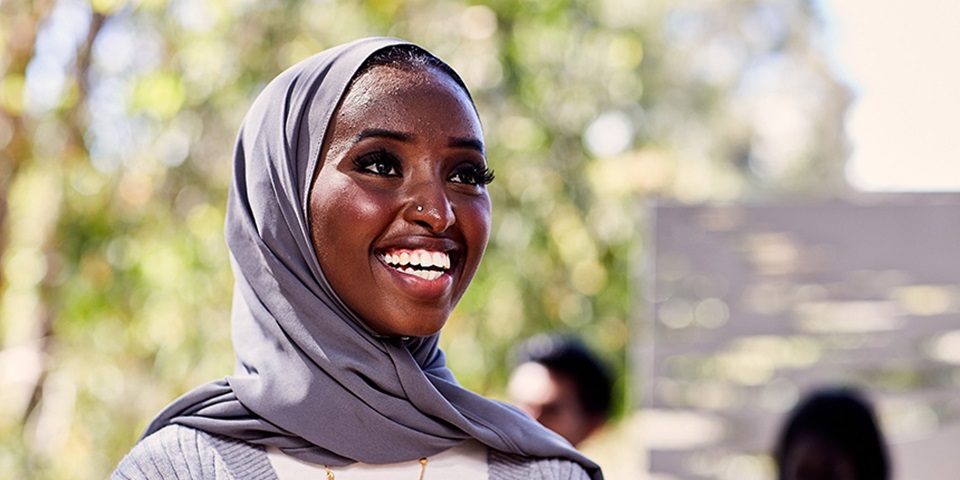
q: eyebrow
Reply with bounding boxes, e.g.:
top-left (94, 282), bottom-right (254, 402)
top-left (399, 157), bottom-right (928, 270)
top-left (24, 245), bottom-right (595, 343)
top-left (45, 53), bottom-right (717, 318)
top-left (354, 128), bottom-right (485, 154)
top-left (355, 128), bottom-right (412, 143)
top-left (449, 137), bottom-right (485, 155)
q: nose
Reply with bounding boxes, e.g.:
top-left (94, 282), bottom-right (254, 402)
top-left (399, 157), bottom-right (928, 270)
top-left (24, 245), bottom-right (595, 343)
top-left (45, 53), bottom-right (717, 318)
top-left (405, 181), bottom-right (455, 233)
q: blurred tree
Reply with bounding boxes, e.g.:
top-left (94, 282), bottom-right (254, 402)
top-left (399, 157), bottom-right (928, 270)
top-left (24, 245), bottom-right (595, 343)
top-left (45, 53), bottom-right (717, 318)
top-left (0, 0), bottom-right (850, 478)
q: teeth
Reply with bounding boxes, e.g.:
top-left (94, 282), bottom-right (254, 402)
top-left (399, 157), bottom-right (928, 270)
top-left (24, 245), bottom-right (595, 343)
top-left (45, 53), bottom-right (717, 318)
top-left (401, 267), bottom-right (442, 280)
top-left (417, 252), bottom-right (432, 268)
top-left (432, 251), bottom-right (448, 269)
top-left (382, 249), bottom-right (451, 280)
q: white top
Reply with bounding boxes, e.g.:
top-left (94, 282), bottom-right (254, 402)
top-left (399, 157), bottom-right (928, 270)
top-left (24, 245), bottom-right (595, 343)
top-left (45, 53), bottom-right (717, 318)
top-left (267, 440), bottom-right (489, 480)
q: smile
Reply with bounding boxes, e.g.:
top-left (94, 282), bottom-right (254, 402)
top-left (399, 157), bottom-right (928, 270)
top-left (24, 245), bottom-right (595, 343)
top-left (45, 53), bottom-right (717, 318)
top-left (381, 249), bottom-right (451, 281)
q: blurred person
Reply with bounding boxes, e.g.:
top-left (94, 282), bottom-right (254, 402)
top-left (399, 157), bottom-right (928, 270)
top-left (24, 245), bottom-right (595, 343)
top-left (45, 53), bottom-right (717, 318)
top-left (774, 386), bottom-right (889, 480)
top-left (507, 333), bottom-right (614, 447)
top-left (113, 37), bottom-right (601, 479)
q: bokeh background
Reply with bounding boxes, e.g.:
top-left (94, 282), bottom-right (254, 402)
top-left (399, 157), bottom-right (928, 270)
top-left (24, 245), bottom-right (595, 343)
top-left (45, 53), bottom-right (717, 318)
top-left (1, 0), bottom-right (956, 479)
top-left (643, 196), bottom-right (960, 479)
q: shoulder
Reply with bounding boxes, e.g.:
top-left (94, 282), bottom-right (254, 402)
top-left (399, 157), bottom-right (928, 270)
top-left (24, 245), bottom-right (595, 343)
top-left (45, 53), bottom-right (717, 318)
top-left (111, 425), bottom-right (275, 480)
top-left (487, 449), bottom-right (592, 480)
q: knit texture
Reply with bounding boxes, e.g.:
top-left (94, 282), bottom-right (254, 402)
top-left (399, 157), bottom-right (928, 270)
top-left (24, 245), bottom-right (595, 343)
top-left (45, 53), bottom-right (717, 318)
top-left (113, 425), bottom-right (590, 480)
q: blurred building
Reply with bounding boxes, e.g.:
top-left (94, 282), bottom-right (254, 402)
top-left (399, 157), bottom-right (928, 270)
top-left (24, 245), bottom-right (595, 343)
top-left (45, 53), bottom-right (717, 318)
top-left (637, 193), bottom-right (960, 480)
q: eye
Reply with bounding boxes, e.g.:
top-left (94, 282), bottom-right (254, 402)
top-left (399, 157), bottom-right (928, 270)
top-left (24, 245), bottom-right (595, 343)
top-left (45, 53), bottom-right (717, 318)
top-left (353, 149), bottom-right (401, 177)
top-left (449, 163), bottom-right (495, 187)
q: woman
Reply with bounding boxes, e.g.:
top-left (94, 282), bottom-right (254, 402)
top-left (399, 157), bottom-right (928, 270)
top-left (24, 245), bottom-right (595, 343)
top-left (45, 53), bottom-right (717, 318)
top-left (113, 37), bottom-right (602, 480)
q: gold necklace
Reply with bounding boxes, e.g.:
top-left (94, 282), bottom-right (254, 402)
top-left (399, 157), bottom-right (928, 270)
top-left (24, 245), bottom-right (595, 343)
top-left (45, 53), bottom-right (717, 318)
top-left (323, 457), bottom-right (428, 480)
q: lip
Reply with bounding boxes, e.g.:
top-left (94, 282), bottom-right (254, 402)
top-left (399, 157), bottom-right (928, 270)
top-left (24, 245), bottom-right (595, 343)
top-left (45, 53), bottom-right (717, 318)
top-left (374, 237), bottom-right (461, 299)
top-left (377, 254), bottom-right (455, 299)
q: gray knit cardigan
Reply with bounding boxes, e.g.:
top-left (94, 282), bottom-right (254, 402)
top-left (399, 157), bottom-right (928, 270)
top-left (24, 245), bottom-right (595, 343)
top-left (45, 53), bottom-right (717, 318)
top-left (113, 425), bottom-right (591, 480)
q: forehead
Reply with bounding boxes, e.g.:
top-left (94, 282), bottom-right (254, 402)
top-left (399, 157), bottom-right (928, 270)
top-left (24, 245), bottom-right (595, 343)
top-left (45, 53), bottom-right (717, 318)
top-left (349, 63), bottom-right (463, 97)
top-left (334, 64), bottom-right (480, 130)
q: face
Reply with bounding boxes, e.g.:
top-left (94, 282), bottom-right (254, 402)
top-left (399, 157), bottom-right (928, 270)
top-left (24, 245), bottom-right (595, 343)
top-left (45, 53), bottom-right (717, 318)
top-left (309, 64), bottom-right (491, 338)
top-left (781, 434), bottom-right (858, 480)
top-left (507, 362), bottom-right (604, 447)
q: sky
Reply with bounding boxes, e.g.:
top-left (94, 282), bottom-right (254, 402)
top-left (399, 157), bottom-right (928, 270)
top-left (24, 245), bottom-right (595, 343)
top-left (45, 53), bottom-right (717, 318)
top-left (820, 0), bottom-right (960, 192)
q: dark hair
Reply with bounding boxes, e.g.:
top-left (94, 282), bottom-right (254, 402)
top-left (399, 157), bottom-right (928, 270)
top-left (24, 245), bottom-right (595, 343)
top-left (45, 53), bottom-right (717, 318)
top-left (512, 333), bottom-right (614, 418)
top-left (775, 387), bottom-right (889, 480)
top-left (351, 44), bottom-right (473, 101)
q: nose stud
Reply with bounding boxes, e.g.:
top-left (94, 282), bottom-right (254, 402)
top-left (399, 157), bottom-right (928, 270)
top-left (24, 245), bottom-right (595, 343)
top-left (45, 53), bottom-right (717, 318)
top-left (417, 205), bottom-right (423, 212)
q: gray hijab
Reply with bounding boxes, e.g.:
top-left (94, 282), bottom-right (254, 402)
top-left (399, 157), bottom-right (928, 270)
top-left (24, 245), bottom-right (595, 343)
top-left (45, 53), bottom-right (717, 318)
top-left (141, 37), bottom-right (601, 478)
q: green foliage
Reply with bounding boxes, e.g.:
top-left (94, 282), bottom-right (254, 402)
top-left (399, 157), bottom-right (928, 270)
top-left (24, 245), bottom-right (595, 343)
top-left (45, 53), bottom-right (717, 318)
top-left (0, 0), bottom-right (849, 478)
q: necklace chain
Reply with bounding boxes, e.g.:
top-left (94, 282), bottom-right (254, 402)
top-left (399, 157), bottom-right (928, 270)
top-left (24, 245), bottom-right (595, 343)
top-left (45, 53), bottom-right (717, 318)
top-left (323, 457), bottom-right (428, 480)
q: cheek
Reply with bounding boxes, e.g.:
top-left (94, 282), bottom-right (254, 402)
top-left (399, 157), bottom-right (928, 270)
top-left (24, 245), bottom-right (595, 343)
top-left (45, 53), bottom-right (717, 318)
top-left (314, 167), bottom-right (379, 215)
top-left (311, 177), bottom-right (384, 260)
top-left (460, 198), bottom-right (492, 249)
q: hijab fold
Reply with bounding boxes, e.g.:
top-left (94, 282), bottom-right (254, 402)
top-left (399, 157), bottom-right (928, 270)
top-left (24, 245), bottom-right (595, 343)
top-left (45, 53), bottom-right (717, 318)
top-left (142, 36), bottom-right (601, 479)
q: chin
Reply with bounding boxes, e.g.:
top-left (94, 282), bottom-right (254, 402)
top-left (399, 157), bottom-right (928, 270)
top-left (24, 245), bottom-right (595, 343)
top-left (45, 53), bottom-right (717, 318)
top-left (362, 309), bottom-right (449, 337)
top-left (386, 318), bottom-right (447, 338)
top-left (405, 322), bottom-right (446, 338)
top-left (387, 305), bottom-right (452, 338)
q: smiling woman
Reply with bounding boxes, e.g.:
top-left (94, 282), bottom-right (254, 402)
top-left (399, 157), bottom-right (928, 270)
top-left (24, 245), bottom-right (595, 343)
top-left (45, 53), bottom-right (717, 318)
top-left (111, 37), bottom-right (602, 480)
top-left (310, 49), bottom-right (492, 338)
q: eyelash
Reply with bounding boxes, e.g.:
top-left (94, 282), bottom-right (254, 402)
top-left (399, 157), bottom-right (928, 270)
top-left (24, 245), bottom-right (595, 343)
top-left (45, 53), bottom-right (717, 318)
top-left (353, 150), bottom-right (401, 177)
top-left (450, 164), bottom-right (495, 186)
top-left (352, 150), bottom-right (495, 187)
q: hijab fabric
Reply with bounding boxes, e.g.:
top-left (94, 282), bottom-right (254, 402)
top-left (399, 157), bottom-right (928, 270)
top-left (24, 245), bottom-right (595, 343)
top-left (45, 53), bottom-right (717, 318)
top-left (141, 37), bottom-right (601, 479)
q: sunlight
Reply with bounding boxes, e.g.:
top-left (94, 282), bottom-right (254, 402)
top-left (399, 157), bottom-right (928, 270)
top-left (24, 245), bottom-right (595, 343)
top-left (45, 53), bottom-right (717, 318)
top-left (825, 0), bottom-right (960, 191)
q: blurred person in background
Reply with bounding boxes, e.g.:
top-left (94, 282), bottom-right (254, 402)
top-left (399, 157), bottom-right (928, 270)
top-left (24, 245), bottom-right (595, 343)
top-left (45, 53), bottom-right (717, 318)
top-left (112, 37), bottom-right (601, 480)
top-left (507, 333), bottom-right (614, 448)
top-left (774, 386), bottom-right (890, 480)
